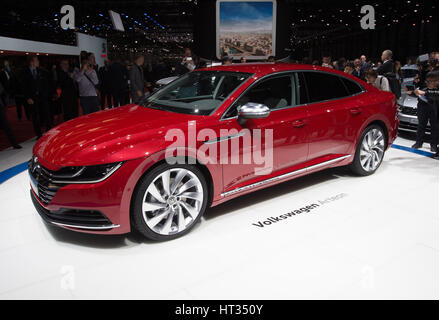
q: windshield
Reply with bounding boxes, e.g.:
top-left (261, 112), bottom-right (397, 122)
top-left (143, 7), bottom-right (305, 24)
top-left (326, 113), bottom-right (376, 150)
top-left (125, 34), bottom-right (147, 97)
top-left (142, 71), bottom-right (252, 115)
top-left (402, 69), bottom-right (419, 78)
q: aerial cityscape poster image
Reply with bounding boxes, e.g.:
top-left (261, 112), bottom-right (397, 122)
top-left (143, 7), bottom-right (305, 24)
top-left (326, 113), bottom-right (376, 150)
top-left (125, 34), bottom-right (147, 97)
top-left (217, 0), bottom-right (276, 60)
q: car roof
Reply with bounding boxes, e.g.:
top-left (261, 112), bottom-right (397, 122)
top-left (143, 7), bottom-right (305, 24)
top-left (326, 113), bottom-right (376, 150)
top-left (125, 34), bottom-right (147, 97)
top-left (203, 62), bottom-right (357, 79)
top-left (401, 65), bottom-right (419, 70)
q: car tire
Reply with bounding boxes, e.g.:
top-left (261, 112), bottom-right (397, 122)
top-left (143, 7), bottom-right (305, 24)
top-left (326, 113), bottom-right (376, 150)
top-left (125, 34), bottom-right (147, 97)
top-left (131, 163), bottom-right (208, 241)
top-left (350, 124), bottom-right (387, 176)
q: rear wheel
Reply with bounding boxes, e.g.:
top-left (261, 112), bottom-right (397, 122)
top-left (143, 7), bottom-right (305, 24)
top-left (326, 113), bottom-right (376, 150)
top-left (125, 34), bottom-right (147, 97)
top-left (350, 125), bottom-right (386, 176)
top-left (131, 163), bottom-right (208, 241)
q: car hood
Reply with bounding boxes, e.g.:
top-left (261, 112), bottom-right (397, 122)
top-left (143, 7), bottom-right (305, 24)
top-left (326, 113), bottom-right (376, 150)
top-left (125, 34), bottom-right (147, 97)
top-left (398, 94), bottom-right (418, 109)
top-left (33, 104), bottom-right (209, 168)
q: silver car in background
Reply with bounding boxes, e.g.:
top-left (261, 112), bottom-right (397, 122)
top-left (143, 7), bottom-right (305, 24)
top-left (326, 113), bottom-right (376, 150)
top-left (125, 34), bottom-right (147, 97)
top-left (155, 76), bottom-right (179, 90)
top-left (397, 64), bottom-right (431, 134)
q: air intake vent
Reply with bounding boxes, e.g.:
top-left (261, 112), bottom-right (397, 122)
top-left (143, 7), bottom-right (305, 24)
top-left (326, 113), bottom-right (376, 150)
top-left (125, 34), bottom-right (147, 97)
top-left (31, 191), bottom-right (117, 230)
top-left (401, 107), bottom-right (417, 116)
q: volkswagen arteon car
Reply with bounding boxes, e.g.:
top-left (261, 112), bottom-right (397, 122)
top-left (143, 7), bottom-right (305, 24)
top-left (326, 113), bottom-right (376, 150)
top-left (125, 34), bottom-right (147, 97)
top-left (29, 63), bottom-right (399, 241)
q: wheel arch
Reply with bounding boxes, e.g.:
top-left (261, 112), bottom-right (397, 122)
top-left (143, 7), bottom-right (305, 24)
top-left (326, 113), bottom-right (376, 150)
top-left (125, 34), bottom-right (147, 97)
top-left (129, 155), bottom-right (216, 225)
top-left (354, 114), bottom-right (391, 152)
top-left (364, 119), bottom-right (389, 148)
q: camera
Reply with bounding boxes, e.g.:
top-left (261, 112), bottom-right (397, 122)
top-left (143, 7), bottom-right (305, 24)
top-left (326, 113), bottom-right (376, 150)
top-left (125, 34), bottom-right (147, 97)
top-left (429, 58), bottom-right (439, 67)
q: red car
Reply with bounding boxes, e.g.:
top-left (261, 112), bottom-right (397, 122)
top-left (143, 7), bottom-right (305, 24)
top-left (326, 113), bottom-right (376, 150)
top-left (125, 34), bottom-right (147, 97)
top-left (29, 63), bottom-right (399, 241)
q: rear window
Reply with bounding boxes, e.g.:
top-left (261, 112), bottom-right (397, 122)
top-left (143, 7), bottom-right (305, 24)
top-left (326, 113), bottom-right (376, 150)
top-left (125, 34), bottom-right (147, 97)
top-left (340, 77), bottom-right (364, 95)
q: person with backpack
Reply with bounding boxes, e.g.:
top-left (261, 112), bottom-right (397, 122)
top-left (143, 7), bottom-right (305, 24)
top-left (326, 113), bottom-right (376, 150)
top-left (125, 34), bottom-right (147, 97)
top-left (375, 49), bottom-right (401, 99)
top-left (365, 69), bottom-right (391, 92)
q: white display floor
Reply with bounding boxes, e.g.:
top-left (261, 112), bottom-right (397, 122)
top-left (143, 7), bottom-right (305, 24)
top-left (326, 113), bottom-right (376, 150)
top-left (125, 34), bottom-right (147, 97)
top-left (0, 136), bottom-right (438, 299)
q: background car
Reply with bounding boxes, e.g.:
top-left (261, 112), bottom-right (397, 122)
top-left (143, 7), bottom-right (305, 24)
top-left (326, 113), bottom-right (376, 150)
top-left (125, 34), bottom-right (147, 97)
top-left (401, 64), bottom-right (420, 88)
top-left (154, 76), bottom-right (178, 90)
top-left (29, 63), bottom-right (399, 241)
top-left (397, 64), bottom-right (420, 133)
top-left (397, 93), bottom-right (428, 134)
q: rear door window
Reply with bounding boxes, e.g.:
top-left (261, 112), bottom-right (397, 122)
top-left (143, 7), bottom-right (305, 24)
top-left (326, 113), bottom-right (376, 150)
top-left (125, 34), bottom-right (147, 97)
top-left (340, 77), bottom-right (364, 95)
top-left (301, 72), bottom-right (350, 103)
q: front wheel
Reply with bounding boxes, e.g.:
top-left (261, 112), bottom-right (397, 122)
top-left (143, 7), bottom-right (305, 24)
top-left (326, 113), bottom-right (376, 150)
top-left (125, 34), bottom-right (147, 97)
top-left (131, 163), bottom-right (208, 241)
top-left (350, 125), bottom-right (386, 176)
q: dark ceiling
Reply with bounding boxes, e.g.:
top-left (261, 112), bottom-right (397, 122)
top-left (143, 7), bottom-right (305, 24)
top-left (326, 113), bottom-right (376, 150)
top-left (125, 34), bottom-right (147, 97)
top-left (1, 0), bottom-right (438, 60)
top-left (2, 0), bottom-right (197, 58)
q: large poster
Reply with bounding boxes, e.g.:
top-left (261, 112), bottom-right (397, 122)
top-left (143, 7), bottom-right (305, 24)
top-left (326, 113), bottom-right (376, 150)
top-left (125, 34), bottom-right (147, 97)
top-left (216, 0), bottom-right (276, 60)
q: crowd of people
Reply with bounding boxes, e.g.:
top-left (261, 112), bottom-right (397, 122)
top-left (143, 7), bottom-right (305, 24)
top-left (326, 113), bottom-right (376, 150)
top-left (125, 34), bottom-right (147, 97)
top-left (281, 49), bottom-right (439, 158)
top-left (1, 47), bottom-right (439, 157)
top-left (295, 50), bottom-right (403, 95)
top-left (0, 51), bottom-right (178, 149)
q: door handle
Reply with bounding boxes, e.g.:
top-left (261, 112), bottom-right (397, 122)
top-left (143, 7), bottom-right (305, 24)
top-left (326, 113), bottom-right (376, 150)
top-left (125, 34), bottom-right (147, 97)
top-left (350, 108), bottom-right (362, 115)
top-left (292, 120), bottom-right (306, 128)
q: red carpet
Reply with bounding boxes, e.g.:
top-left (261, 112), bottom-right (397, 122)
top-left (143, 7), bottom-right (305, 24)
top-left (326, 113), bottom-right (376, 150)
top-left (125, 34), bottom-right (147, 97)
top-left (1, 96), bottom-right (117, 151)
top-left (0, 103), bottom-right (87, 151)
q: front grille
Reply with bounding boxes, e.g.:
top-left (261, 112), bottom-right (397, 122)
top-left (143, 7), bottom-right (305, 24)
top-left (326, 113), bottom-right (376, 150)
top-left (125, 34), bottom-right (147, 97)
top-left (401, 106), bottom-right (417, 116)
top-left (399, 120), bottom-right (431, 132)
top-left (31, 191), bottom-right (116, 230)
top-left (28, 157), bottom-right (63, 205)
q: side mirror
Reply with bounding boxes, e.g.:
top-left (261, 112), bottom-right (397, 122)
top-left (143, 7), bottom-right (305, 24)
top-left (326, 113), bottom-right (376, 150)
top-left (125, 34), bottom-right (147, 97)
top-left (237, 103), bottom-right (271, 125)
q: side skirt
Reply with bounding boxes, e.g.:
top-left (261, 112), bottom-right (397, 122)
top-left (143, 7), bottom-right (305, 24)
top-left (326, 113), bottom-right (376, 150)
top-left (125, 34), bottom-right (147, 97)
top-left (220, 155), bottom-right (352, 198)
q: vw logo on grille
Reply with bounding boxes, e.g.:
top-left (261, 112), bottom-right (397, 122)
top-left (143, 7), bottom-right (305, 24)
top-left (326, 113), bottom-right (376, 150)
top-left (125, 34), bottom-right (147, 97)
top-left (31, 157), bottom-right (41, 177)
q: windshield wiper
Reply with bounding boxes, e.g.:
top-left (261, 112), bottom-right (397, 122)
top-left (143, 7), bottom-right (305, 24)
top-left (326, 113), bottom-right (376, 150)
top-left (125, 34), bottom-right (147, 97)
top-left (138, 95), bottom-right (150, 106)
top-left (141, 101), bottom-right (169, 111)
top-left (137, 94), bottom-right (165, 110)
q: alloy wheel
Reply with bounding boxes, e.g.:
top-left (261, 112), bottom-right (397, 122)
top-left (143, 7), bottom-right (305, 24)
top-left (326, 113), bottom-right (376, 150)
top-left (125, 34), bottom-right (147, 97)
top-left (141, 168), bottom-right (204, 236)
top-left (359, 128), bottom-right (385, 172)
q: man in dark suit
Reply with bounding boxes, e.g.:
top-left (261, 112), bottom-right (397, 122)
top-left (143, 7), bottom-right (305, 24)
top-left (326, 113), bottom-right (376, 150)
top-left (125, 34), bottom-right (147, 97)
top-left (0, 60), bottom-right (12, 107)
top-left (12, 67), bottom-right (31, 121)
top-left (22, 55), bottom-right (51, 139)
top-left (58, 59), bottom-right (78, 121)
top-left (1, 60), bottom-right (31, 121)
top-left (377, 50), bottom-right (394, 75)
top-left (0, 82), bottom-right (21, 149)
top-left (129, 55), bottom-right (145, 104)
top-left (360, 55), bottom-right (371, 73)
top-left (98, 59), bottom-right (112, 109)
top-left (353, 59), bottom-right (364, 79)
top-left (108, 56), bottom-right (129, 107)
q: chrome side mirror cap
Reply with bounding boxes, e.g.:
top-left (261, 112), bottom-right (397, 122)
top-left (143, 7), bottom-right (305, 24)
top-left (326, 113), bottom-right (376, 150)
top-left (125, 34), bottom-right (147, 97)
top-left (237, 103), bottom-right (270, 125)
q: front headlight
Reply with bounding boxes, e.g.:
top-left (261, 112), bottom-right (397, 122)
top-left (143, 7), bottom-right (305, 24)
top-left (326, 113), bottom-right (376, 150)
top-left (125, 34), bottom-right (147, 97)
top-left (50, 162), bottom-right (124, 184)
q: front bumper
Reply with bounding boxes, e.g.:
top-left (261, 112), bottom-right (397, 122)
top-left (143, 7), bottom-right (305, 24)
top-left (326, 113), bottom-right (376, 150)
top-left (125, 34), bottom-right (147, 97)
top-left (31, 190), bottom-right (120, 231)
top-left (28, 157), bottom-right (148, 235)
top-left (398, 112), bottom-right (431, 134)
